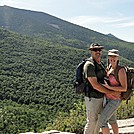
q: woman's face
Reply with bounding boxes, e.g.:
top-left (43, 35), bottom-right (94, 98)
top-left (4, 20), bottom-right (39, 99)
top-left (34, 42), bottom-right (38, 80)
top-left (108, 55), bottom-right (119, 65)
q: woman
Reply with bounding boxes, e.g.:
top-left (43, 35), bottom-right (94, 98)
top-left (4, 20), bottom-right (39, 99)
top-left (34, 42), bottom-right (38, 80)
top-left (99, 49), bottom-right (127, 134)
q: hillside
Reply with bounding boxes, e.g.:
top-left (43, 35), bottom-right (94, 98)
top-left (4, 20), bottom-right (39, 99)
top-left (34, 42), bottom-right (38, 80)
top-left (0, 28), bottom-right (86, 133)
top-left (0, 5), bottom-right (134, 134)
top-left (0, 28), bottom-right (134, 134)
top-left (0, 28), bottom-right (83, 107)
top-left (0, 6), bottom-right (134, 63)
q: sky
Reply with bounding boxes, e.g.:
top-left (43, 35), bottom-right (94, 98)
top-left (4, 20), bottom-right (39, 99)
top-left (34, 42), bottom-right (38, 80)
top-left (0, 0), bottom-right (134, 42)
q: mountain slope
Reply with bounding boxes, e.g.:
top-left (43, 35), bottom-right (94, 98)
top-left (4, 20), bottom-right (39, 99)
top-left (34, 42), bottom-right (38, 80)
top-left (0, 27), bottom-right (86, 112)
top-left (0, 28), bottom-right (133, 108)
top-left (0, 5), bottom-right (134, 63)
top-left (0, 27), bottom-right (89, 133)
top-left (0, 27), bottom-right (134, 133)
top-left (0, 5), bottom-right (134, 134)
top-left (0, 5), bottom-right (127, 43)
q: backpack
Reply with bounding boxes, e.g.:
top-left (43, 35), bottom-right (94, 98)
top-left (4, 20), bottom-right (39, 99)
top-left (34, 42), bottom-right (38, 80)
top-left (114, 66), bottom-right (134, 103)
top-left (73, 58), bottom-right (92, 94)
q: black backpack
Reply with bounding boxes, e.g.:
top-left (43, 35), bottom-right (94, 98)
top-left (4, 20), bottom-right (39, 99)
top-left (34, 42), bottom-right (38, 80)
top-left (73, 58), bottom-right (93, 94)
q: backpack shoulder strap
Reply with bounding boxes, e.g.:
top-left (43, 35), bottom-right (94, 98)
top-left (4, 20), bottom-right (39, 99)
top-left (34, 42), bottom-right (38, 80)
top-left (84, 57), bottom-right (95, 67)
top-left (83, 57), bottom-right (96, 81)
top-left (85, 57), bottom-right (94, 62)
top-left (114, 65), bottom-right (125, 83)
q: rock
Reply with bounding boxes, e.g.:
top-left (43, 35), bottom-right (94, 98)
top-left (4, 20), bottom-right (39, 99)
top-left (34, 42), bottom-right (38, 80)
top-left (20, 130), bottom-right (75, 134)
top-left (20, 118), bottom-right (134, 134)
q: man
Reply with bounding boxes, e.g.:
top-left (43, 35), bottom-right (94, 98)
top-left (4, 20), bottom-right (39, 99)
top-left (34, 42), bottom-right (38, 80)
top-left (83, 43), bottom-right (120, 134)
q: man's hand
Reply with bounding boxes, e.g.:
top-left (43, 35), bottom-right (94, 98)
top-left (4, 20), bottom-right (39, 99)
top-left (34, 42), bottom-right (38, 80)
top-left (102, 82), bottom-right (121, 97)
top-left (111, 91), bottom-right (121, 97)
top-left (102, 80), bottom-right (109, 89)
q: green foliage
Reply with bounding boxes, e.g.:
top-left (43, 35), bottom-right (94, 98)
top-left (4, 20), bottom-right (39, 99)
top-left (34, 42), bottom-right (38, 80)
top-left (0, 10), bottom-right (134, 134)
top-left (117, 95), bottom-right (134, 119)
top-left (0, 28), bottom-right (87, 133)
top-left (0, 100), bottom-right (51, 134)
top-left (45, 96), bottom-right (134, 133)
top-left (45, 102), bottom-right (86, 133)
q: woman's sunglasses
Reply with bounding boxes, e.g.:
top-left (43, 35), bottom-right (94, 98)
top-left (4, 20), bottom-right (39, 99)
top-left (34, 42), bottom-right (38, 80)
top-left (91, 48), bottom-right (102, 52)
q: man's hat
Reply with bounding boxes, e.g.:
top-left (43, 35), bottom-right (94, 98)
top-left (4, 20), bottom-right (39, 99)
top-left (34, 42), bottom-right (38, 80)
top-left (89, 43), bottom-right (104, 50)
top-left (108, 49), bottom-right (119, 56)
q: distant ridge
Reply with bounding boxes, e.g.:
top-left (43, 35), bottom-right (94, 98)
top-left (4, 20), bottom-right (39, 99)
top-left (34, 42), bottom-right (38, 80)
top-left (0, 5), bottom-right (134, 62)
top-left (107, 33), bottom-right (117, 38)
top-left (0, 5), bottom-right (123, 42)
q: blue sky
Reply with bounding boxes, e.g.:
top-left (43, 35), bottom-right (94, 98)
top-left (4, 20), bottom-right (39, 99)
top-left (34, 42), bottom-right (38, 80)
top-left (0, 0), bottom-right (134, 42)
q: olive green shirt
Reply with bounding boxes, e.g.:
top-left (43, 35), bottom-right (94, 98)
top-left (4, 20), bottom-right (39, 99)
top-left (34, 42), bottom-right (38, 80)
top-left (83, 58), bottom-right (106, 98)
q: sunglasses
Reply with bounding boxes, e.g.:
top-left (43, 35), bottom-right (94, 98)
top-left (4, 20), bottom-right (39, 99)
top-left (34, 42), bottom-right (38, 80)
top-left (91, 48), bottom-right (102, 52)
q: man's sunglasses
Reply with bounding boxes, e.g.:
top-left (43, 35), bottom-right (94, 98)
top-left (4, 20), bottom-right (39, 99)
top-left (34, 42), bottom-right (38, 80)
top-left (91, 48), bottom-right (102, 52)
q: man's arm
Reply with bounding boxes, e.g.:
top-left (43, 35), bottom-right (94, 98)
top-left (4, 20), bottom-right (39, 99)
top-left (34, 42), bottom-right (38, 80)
top-left (88, 77), bottom-right (120, 96)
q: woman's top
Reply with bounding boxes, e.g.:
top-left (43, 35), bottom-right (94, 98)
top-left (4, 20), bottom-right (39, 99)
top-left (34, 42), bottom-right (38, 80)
top-left (105, 73), bottom-right (121, 100)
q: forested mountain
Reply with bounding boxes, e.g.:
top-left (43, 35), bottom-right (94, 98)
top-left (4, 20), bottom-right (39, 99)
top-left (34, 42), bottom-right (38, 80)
top-left (0, 5), bottom-right (134, 134)
top-left (0, 28), bottom-right (88, 133)
top-left (0, 27), bottom-right (134, 134)
top-left (0, 5), bottom-right (134, 63)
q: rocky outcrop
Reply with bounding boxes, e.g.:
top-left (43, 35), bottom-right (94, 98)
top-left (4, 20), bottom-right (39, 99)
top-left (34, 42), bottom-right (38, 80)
top-left (110, 118), bottom-right (134, 134)
top-left (20, 130), bottom-right (75, 134)
top-left (20, 118), bottom-right (134, 134)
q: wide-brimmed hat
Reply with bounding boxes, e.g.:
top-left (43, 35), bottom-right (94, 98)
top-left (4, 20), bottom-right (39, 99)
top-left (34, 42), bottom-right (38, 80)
top-left (108, 49), bottom-right (119, 56)
top-left (89, 43), bottom-right (104, 50)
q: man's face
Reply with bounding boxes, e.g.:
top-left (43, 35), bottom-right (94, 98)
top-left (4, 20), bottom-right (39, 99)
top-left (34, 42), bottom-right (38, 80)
top-left (90, 48), bottom-right (102, 59)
